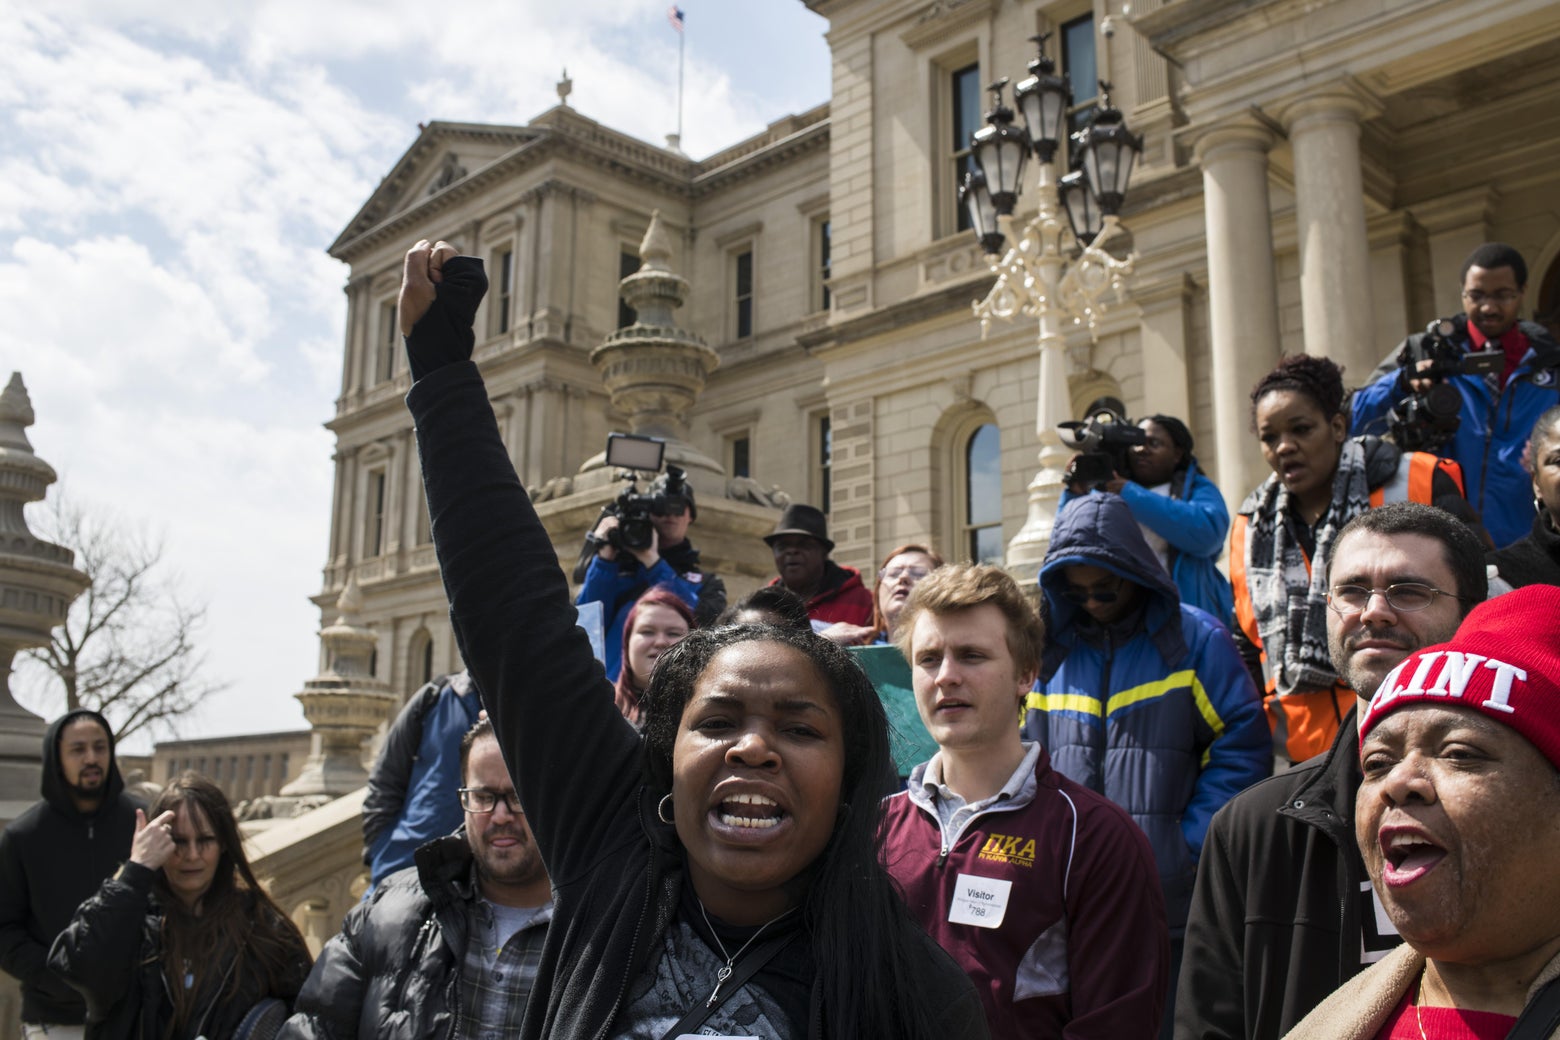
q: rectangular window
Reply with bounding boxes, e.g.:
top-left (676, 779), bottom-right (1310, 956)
top-left (814, 218), bottom-right (831, 313)
top-left (618, 250), bottom-right (639, 329)
top-left (367, 470), bottom-right (387, 557)
top-left (415, 487), bottom-right (432, 545)
top-left (951, 63), bottom-right (983, 233)
top-left (280, 753), bottom-right (290, 781)
top-left (734, 249), bottom-right (754, 338)
top-left (1061, 14), bottom-right (1098, 137)
top-left (261, 754), bottom-right (271, 780)
top-left (730, 434), bottom-right (751, 479)
top-left (817, 414), bottom-right (833, 514)
top-left (494, 247), bottom-right (515, 334)
top-left (377, 301), bottom-right (398, 383)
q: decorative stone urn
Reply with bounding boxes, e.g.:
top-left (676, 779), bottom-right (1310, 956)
top-left (0, 373), bottom-right (90, 815)
top-left (280, 575), bottom-right (396, 799)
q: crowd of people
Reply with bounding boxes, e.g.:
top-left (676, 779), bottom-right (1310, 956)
top-left (4, 236), bottom-right (1560, 1040)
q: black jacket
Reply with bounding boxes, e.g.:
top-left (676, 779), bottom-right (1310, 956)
top-left (281, 835), bottom-right (476, 1040)
top-left (1174, 712), bottom-right (1397, 1040)
top-left (1488, 508), bottom-right (1560, 589)
top-left (409, 358), bottom-right (984, 1040)
top-left (48, 861), bottom-right (310, 1040)
top-left (0, 709), bottom-right (140, 1024)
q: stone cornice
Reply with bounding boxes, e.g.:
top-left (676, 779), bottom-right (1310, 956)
top-left (691, 117), bottom-right (830, 196)
top-left (899, 0), bottom-right (997, 50)
top-left (797, 277), bottom-right (994, 353)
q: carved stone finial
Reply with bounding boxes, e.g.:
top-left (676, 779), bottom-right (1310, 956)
top-left (557, 68), bottom-right (573, 107)
top-left (0, 373), bottom-right (36, 450)
top-left (639, 210), bottom-right (674, 274)
top-left (334, 572), bottom-right (363, 622)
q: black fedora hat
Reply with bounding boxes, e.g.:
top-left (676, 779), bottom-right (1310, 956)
top-left (763, 504), bottom-right (834, 553)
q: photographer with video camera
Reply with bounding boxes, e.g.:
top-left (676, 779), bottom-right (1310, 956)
top-left (1351, 242), bottom-right (1560, 548)
top-left (575, 452), bottom-right (725, 683)
top-left (1061, 404), bottom-right (1234, 622)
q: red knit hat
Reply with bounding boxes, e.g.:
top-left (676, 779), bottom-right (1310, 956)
top-left (1359, 584), bottom-right (1560, 769)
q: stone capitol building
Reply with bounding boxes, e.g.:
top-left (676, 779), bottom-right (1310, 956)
top-left (5, 3), bottom-right (1560, 1032)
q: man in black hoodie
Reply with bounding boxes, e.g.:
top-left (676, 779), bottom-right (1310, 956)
top-left (0, 710), bottom-right (139, 1039)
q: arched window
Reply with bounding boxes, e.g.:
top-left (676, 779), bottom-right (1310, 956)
top-left (962, 423), bottom-right (1003, 563)
top-left (408, 627), bottom-right (435, 687)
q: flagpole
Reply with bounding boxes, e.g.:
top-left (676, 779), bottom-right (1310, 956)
top-left (676, 25), bottom-right (685, 144)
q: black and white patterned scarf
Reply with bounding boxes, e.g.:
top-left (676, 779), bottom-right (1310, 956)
top-left (1241, 438), bottom-right (1374, 698)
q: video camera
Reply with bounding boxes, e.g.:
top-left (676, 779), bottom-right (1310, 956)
top-left (573, 434), bottom-right (692, 582)
top-left (1059, 405), bottom-right (1146, 491)
top-left (1387, 316), bottom-right (1503, 453)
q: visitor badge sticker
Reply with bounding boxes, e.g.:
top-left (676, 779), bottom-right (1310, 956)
top-left (948, 873), bottom-right (1012, 928)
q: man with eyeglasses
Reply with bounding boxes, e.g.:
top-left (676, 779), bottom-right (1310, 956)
top-left (1352, 242), bottom-right (1560, 548)
top-left (1023, 491), bottom-right (1269, 1035)
top-left (577, 470), bottom-right (726, 682)
top-left (284, 718), bottom-right (552, 1040)
top-left (1176, 502), bottom-right (1487, 1040)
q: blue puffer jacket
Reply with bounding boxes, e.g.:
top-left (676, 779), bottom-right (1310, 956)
top-left (1059, 458), bottom-right (1234, 625)
top-left (1023, 493), bottom-right (1270, 934)
top-left (1350, 319), bottom-right (1560, 548)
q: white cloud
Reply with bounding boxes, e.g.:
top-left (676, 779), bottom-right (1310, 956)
top-left (1, 1), bottom-right (828, 752)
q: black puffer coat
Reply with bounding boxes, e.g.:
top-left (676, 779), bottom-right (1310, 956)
top-left (280, 835), bottom-right (474, 1040)
top-left (48, 862), bottom-right (309, 1040)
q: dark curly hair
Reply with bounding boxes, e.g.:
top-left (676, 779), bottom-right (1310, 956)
top-left (638, 624), bottom-right (949, 1040)
top-left (1249, 353), bottom-right (1347, 429)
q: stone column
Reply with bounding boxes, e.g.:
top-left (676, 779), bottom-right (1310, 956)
top-left (1194, 115), bottom-right (1284, 504)
top-left (1410, 187), bottom-right (1500, 318)
top-left (1280, 83), bottom-right (1382, 381)
top-left (1132, 273), bottom-right (1195, 420)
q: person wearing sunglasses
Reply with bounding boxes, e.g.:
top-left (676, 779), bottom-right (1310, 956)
top-left (283, 718), bottom-right (553, 1040)
top-left (1351, 241), bottom-right (1560, 549)
top-left (1024, 491), bottom-right (1270, 1035)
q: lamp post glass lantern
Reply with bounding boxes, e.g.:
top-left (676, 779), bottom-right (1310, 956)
top-left (965, 51), bottom-right (1143, 574)
top-left (1013, 33), bottom-right (1071, 164)
top-left (970, 78), bottom-right (1028, 217)
top-left (961, 168), bottom-right (1005, 255)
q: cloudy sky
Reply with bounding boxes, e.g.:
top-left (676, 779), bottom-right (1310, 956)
top-left (3, 1), bottom-right (831, 752)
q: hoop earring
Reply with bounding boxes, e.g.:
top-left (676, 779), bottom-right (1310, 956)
top-left (657, 794), bottom-right (674, 825)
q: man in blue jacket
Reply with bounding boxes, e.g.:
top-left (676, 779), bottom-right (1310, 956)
top-left (1351, 242), bottom-right (1560, 547)
top-left (1062, 414), bottom-right (1233, 623)
top-left (1024, 492), bottom-right (1269, 1033)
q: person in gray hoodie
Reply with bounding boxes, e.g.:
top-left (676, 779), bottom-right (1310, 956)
top-left (0, 710), bottom-right (140, 1039)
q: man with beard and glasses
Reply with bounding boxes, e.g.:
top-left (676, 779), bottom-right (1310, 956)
top-left (1176, 502), bottom-right (1487, 1040)
top-left (0, 710), bottom-right (140, 1040)
top-left (282, 719), bottom-right (553, 1040)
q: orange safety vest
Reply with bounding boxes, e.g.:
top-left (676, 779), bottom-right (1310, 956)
top-left (1230, 452), bottom-right (1465, 763)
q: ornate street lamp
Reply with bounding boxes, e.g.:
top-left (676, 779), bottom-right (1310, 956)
top-left (970, 78), bottom-right (1028, 217)
top-left (1058, 169), bottom-right (1102, 246)
top-left (960, 168), bottom-right (1005, 256)
top-left (1013, 34), bottom-right (1071, 164)
top-left (965, 48), bottom-right (1145, 573)
top-left (1073, 84), bottom-right (1143, 216)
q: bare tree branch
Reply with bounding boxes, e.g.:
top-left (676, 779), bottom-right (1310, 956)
top-left (17, 492), bottom-right (229, 743)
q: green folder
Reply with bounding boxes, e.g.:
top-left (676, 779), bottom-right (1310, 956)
top-left (848, 645), bottom-right (937, 778)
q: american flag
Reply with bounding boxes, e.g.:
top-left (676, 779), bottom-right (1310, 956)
top-left (668, 5), bottom-right (685, 32)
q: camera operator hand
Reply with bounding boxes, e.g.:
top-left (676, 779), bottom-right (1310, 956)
top-left (1063, 456), bottom-right (1130, 496)
top-left (591, 515), bottom-right (620, 562)
top-left (1404, 357), bottom-right (1439, 395)
top-left (590, 515), bottom-right (661, 569)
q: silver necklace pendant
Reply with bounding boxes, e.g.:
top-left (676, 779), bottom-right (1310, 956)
top-left (707, 964), bottom-right (735, 1007)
